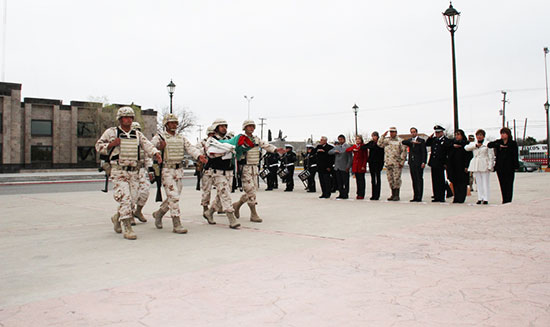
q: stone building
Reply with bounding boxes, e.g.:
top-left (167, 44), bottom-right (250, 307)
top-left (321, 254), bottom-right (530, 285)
top-left (0, 82), bottom-right (158, 172)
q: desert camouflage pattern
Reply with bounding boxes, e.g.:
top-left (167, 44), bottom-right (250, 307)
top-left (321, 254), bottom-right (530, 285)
top-left (377, 135), bottom-right (407, 167)
top-left (386, 166), bottom-right (403, 189)
top-left (158, 167), bottom-right (185, 218)
top-left (111, 170), bottom-right (139, 221)
top-left (211, 170), bottom-right (234, 213)
top-left (136, 167), bottom-right (151, 207)
top-left (151, 132), bottom-right (203, 161)
top-left (240, 165), bottom-right (259, 205)
top-left (95, 127), bottom-right (159, 167)
top-left (201, 169), bottom-right (214, 207)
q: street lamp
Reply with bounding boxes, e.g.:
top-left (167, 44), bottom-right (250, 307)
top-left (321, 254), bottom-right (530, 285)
top-left (167, 80), bottom-right (176, 113)
top-left (352, 103), bottom-right (359, 136)
top-left (244, 95), bottom-right (254, 119)
top-left (443, 2), bottom-right (461, 132)
top-left (544, 47), bottom-right (550, 171)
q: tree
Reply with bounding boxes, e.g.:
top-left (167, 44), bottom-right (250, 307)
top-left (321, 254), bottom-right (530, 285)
top-left (156, 106), bottom-right (197, 134)
top-left (517, 136), bottom-right (537, 146)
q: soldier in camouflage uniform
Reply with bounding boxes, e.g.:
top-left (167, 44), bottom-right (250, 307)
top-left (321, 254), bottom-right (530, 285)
top-left (95, 107), bottom-right (162, 240)
top-left (130, 121), bottom-right (153, 225)
top-left (377, 127), bottom-right (407, 201)
top-left (200, 125), bottom-right (219, 223)
top-left (232, 120), bottom-right (285, 222)
top-left (151, 114), bottom-right (207, 234)
top-left (202, 118), bottom-right (240, 229)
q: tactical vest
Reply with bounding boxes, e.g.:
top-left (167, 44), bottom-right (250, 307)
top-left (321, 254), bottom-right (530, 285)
top-left (245, 137), bottom-right (261, 165)
top-left (164, 133), bottom-right (185, 163)
top-left (118, 129), bottom-right (140, 161)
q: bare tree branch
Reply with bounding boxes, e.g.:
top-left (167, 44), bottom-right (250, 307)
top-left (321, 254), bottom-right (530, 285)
top-left (156, 106), bottom-right (197, 134)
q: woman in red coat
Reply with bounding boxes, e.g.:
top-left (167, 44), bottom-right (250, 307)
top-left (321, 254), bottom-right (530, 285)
top-left (346, 135), bottom-right (369, 199)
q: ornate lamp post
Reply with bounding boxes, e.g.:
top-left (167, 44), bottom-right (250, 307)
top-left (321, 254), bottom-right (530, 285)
top-left (443, 2), bottom-right (461, 132)
top-left (352, 103), bottom-right (359, 136)
top-left (167, 80), bottom-right (176, 113)
top-left (244, 95), bottom-right (254, 119)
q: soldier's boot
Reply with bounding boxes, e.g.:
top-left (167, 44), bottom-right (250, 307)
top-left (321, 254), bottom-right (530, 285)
top-left (226, 212), bottom-right (241, 229)
top-left (152, 207), bottom-right (168, 229)
top-left (131, 218), bottom-right (137, 226)
top-left (122, 219), bottom-right (137, 240)
top-left (232, 196), bottom-right (246, 219)
top-left (111, 213), bottom-right (122, 234)
top-left (248, 203), bottom-right (262, 223)
top-left (203, 206), bottom-right (216, 225)
top-left (133, 205), bottom-right (147, 223)
top-left (172, 217), bottom-right (188, 234)
top-left (387, 190), bottom-right (395, 201)
top-left (394, 188), bottom-right (400, 201)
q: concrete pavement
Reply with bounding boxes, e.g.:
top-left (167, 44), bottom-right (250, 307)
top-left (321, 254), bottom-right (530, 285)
top-left (0, 171), bottom-right (549, 326)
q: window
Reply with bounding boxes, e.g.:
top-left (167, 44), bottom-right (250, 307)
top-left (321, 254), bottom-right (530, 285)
top-left (77, 122), bottom-right (96, 138)
top-left (77, 147), bottom-right (96, 163)
top-left (31, 146), bottom-right (52, 162)
top-left (31, 120), bottom-right (52, 136)
top-left (0, 112), bottom-right (3, 133)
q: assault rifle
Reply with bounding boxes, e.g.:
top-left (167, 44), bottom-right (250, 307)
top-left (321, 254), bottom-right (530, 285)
top-left (98, 154), bottom-right (111, 193)
top-left (153, 133), bottom-right (165, 202)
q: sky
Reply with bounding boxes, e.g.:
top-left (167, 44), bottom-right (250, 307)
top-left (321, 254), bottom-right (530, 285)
top-left (2, 0), bottom-right (550, 142)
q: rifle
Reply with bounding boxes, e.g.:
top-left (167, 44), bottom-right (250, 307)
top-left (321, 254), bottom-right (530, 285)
top-left (153, 133), bottom-right (165, 202)
top-left (98, 154), bottom-right (111, 193)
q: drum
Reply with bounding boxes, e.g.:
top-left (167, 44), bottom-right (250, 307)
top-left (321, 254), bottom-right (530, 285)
top-left (298, 169), bottom-right (311, 182)
top-left (277, 167), bottom-right (289, 178)
top-left (259, 168), bottom-right (270, 181)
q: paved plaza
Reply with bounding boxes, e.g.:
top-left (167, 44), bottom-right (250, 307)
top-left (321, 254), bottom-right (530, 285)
top-left (0, 171), bottom-right (549, 326)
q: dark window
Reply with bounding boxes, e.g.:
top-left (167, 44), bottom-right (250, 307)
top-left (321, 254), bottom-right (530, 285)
top-left (0, 112), bottom-right (3, 133)
top-left (31, 120), bottom-right (52, 136)
top-left (31, 146), bottom-right (52, 162)
top-left (77, 147), bottom-right (96, 163)
top-left (77, 122), bottom-right (96, 138)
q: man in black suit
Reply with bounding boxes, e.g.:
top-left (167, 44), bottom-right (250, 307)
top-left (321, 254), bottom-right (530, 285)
top-left (315, 136), bottom-right (335, 198)
top-left (402, 127), bottom-right (427, 202)
top-left (426, 125), bottom-right (451, 202)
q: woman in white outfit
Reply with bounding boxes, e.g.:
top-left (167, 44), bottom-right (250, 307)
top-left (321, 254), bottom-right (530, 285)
top-left (465, 129), bottom-right (495, 204)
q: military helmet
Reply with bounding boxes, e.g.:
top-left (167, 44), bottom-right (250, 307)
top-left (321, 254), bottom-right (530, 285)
top-left (116, 106), bottom-right (135, 120)
top-left (131, 122), bottom-right (142, 130)
top-left (206, 125), bottom-right (215, 135)
top-left (242, 120), bottom-right (256, 130)
top-left (211, 118), bottom-right (228, 130)
top-left (163, 113), bottom-right (179, 126)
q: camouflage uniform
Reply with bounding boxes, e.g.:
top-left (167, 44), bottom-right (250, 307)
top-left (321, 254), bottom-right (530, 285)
top-left (95, 112), bottom-right (160, 240)
top-left (378, 133), bottom-right (407, 200)
top-left (132, 122), bottom-right (153, 224)
top-left (151, 131), bottom-right (203, 233)
top-left (232, 132), bottom-right (277, 223)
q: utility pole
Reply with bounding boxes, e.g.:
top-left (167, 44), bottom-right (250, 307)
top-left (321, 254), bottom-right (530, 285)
top-left (258, 118), bottom-right (266, 140)
top-left (500, 91), bottom-right (508, 128)
top-left (522, 118), bottom-right (528, 152)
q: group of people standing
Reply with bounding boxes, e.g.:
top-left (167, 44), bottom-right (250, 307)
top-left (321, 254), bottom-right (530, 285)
top-left (302, 125), bottom-right (519, 206)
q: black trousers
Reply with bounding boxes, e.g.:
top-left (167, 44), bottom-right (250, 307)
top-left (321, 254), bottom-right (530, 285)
top-left (319, 170), bottom-right (332, 197)
top-left (267, 168), bottom-right (278, 189)
top-left (330, 171), bottom-right (337, 192)
top-left (452, 180), bottom-right (468, 203)
top-left (335, 170), bottom-right (350, 198)
top-left (431, 166), bottom-right (446, 201)
top-left (307, 168), bottom-right (317, 192)
top-left (409, 164), bottom-right (424, 200)
top-left (497, 170), bottom-right (515, 203)
top-left (370, 168), bottom-right (382, 199)
top-left (284, 167), bottom-right (295, 191)
top-left (355, 172), bottom-right (365, 197)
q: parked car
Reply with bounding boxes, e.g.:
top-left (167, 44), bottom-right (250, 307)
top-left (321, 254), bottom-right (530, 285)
top-left (517, 159), bottom-right (538, 172)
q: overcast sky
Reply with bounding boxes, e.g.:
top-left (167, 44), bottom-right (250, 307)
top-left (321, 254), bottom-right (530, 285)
top-left (3, 0), bottom-right (550, 142)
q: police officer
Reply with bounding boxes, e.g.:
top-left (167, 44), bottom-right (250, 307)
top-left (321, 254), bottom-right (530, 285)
top-left (200, 125), bottom-right (217, 223)
top-left (264, 152), bottom-right (280, 191)
top-left (281, 144), bottom-right (297, 192)
top-left (426, 125), bottom-right (451, 202)
top-left (232, 120), bottom-right (285, 222)
top-left (131, 121), bottom-right (153, 224)
top-left (151, 114), bottom-right (207, 233)
top-left (378, 127), bottom-right (407, 201)
top-left (304, 144), bottom-right (317, 192)
top-left (202, 118), bottom-right (240, 229)
top-left (95, 107), bottom-right (161, 240)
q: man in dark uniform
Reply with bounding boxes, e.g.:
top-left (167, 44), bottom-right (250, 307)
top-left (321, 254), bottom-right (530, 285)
top-left (402, 127), bottom-right (427, 202)
top-left (426, 125), bottom-right (451, 202)
top-left (316, 136), bottom-right (335, 198)
top-left (281, 144), bottom-right (296, 192)
top-left (264, 152), bottom-right (280, 191)
top-left (364, 132), bottom-right (384, 200)
top-left (304, 144), bottom-right (317, 192)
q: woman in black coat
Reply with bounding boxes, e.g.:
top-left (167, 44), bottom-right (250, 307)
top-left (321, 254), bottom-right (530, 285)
top-left (363, 131), bottom-right (385, 200)
top-left (446, 129), bottom-right (472, 203)
top-left (488, 127), bottom-right (519, 203)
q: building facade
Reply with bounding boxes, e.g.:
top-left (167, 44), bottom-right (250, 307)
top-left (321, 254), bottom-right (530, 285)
top-left (0, 82), bottom-right (158, 172)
